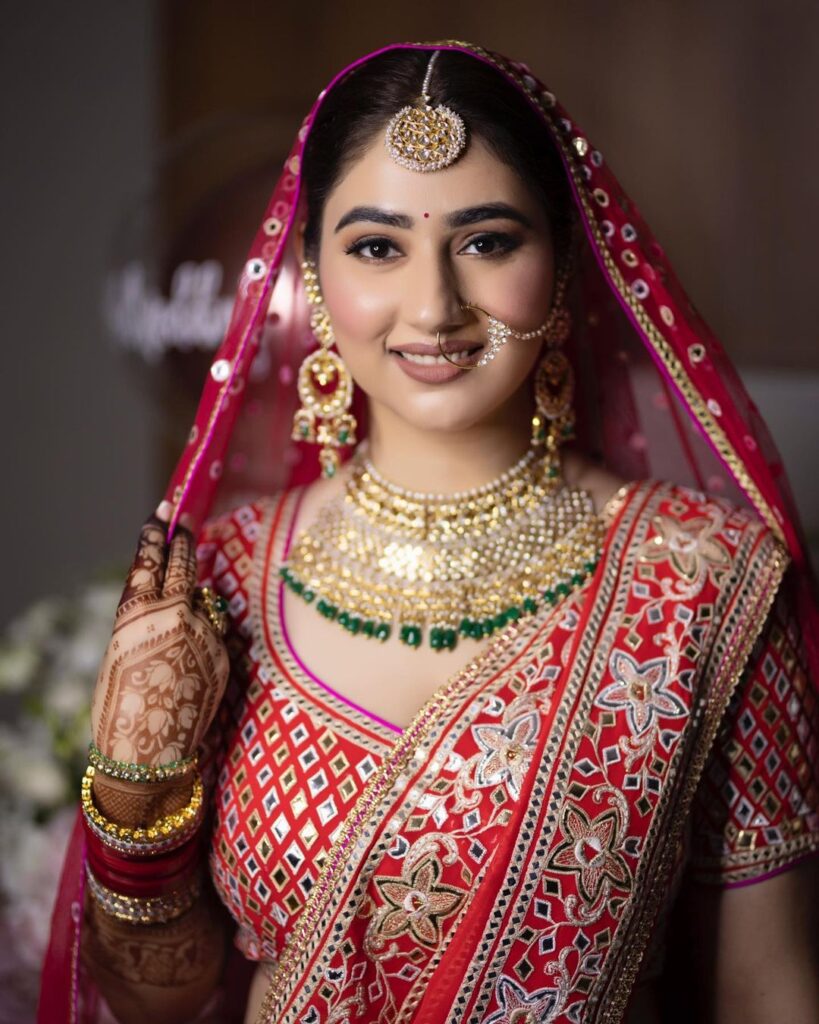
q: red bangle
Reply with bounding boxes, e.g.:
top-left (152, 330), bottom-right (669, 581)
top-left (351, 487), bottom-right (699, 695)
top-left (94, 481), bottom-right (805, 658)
top-left (84, 824), bottom-right (204, 897)
top-left (88, 862), bottom-right (202, 899)
top-left (85, 827), bottom-right (202, 873)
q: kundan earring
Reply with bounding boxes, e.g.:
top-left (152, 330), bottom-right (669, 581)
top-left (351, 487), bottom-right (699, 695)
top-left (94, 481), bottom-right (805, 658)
top-left (531, 261), bottom-right (575, 481)
top-left (291, 259), bottom-right (357, 478)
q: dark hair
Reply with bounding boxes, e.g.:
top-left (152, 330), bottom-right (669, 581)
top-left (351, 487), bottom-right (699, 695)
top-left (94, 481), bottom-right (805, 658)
top-left (302, 49), bottom-right (576, 263)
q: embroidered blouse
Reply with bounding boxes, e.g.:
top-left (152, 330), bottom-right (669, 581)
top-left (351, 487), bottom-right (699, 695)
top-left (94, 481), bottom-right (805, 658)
top-left (194, 482), bottom-right (819, 983)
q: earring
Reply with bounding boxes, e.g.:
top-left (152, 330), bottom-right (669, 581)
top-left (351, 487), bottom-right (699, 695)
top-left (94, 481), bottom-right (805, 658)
top-left (531, 262), bottom-right (574, 481)
top-left (291, 260), bottom-right (358, 478)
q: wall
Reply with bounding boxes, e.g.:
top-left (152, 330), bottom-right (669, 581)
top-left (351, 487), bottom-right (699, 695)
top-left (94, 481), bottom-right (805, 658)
top-left (0, 4), bottom-right (156, 625)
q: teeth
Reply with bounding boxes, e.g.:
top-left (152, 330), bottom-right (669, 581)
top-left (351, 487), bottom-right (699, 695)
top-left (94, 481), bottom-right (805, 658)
top-left (398, 351), bottom-right (473, 365)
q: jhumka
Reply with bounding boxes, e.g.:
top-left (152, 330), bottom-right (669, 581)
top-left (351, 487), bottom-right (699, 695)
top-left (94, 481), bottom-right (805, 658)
top-left (384, 50), bottom-right (467, 172)
top-left (280, 447), bottom-right (604, 651)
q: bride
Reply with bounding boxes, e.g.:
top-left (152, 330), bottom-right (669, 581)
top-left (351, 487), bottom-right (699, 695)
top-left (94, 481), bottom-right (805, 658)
top-left (40, 41), bottom-right (819, 1024)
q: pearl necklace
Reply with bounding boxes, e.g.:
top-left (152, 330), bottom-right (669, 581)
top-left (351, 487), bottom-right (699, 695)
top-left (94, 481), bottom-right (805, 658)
top-left (279, 447), bottom-right (604, 650)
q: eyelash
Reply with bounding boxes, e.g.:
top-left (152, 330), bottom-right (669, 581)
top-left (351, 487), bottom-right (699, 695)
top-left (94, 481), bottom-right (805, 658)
top-left (344, 232), bottom-right (520, 262)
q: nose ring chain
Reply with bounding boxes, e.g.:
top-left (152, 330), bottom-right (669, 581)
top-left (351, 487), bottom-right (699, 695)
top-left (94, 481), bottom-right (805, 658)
top-left (436, 261), bottom-right (572, 369)
top-left (436, 303), bottom-right (550, 369)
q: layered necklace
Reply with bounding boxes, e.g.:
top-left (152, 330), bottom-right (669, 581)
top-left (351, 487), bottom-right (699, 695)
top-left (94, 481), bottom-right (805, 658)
top-left (279, 447), bottom-right (605, 651)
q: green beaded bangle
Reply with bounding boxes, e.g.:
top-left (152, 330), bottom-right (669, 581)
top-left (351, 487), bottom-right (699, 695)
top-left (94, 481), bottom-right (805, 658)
top-left (88, 744), bottom-right (197, 784)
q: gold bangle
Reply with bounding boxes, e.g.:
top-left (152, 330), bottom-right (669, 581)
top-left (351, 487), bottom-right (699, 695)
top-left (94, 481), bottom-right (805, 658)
top-left (85, 865), bottom-right (203, 925)
top-left (88, 744), bottom-right (198, 784)
top-left (81, 765), bottom-right (204, 856)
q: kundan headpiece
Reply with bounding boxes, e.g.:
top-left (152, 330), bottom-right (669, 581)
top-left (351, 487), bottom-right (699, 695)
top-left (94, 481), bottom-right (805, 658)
top-left (384, 50), bottom-right (467, 171)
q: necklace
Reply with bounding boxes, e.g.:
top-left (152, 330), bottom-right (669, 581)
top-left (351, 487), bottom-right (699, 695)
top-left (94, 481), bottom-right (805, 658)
top-left (279, 447), bottom-right (605, 651)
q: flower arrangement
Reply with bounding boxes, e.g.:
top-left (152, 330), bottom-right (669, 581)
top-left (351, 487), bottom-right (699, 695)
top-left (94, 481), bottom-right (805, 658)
top-left (0, 577), bottom-right (121, 1021)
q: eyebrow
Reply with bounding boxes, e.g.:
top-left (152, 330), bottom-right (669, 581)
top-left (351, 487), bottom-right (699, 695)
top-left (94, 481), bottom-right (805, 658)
top-left (333, 202), bottom-right (533, 233)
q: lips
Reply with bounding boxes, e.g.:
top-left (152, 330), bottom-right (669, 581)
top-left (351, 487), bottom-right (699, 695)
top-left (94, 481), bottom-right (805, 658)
top-left (388, 339), bottom-right (483, 384)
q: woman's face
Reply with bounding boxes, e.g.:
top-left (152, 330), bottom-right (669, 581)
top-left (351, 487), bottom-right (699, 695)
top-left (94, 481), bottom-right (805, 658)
top-left (315, 133), bottom-right (557, 434)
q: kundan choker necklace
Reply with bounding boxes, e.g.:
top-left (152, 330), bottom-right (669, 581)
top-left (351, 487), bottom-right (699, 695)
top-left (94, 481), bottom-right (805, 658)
top-left (279, 447), bottom-right (605, 651)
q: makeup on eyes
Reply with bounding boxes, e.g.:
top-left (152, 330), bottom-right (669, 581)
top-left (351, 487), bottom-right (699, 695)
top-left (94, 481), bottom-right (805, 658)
top-left (343, 231), bottom-right (521, 261)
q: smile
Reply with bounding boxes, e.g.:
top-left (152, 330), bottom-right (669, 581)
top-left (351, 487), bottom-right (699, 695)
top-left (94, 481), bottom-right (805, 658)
top-left (396, 350), bottom-right (475, 365)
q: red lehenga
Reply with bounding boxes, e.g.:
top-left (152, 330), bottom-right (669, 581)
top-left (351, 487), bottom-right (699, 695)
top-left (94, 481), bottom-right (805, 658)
top-left (40, 40), bottom-right (819, 1024)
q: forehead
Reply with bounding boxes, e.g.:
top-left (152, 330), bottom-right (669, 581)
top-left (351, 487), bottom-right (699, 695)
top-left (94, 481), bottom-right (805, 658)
top-left (325, 134), bottom-right (541, 220)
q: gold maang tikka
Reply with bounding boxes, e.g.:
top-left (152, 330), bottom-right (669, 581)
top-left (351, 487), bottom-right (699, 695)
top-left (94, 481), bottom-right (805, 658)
top-left (384, 50), bottom-right (467, 172)
top-left (291, 260), bottom-right (357, 478)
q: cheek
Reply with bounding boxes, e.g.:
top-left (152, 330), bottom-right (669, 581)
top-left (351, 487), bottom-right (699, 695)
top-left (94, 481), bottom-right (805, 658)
top-left (468, 253), bottom-right (553, 328)
top-left (320, 263), bottom-right (395, 345)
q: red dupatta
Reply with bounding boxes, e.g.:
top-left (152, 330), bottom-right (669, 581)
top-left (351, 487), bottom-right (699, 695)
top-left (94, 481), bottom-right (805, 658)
top-left (39, 39), bottom-right (818, 1023)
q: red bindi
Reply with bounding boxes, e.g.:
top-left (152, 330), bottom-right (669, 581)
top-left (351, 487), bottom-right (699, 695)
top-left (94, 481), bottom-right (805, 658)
top-left (423, 212), bottom-right (430, 218)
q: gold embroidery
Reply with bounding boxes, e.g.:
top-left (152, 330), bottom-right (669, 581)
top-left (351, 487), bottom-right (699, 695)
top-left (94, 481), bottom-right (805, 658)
top-left (588, 528), bottom-right (787, 1020)
top-left (547, 798), bottom-right (632, 905)
top-left (368, 851), bottom-right (468, 949)
top-left (639, 512), bottom-right (731, 584)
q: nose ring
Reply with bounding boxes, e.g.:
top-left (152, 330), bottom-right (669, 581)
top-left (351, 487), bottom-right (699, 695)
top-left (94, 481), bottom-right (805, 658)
top-left (436, 302), bottom-right (549, 369)
top-left (436, 326), bottom-right (477, 369)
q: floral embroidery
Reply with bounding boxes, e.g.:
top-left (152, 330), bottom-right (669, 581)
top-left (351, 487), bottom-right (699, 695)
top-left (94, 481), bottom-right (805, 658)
top-left (369, 853), bottom-right (467, 949)
top-left (639, 512), bottom-right (730, 583)
top-left (595, 650), bottom-right (686, 738)
top-left (472, 710), bottom-right (540, 799)
top-left (547, 798), bottom-right (632, 905)
top-left (483, 974), bottom-right (562, 1023)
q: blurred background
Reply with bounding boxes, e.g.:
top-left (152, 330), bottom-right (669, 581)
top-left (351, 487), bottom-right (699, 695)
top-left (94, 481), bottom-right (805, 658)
top-left (0, 1), bottom-right (817, 1013)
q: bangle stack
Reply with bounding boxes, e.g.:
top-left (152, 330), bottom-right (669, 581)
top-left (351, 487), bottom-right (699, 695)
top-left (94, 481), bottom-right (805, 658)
top-left (82, 747), bottom-right (206, 924)
top-left (81, 766), bottom-right (204, 856)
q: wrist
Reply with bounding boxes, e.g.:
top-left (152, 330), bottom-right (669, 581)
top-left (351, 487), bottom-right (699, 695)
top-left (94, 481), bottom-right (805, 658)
top-left (86, 744), bottom-right (200, 827)
top-left (91, 772), bottom-right (196, 827)
top-left (81, 765), bottom-right (205, 857)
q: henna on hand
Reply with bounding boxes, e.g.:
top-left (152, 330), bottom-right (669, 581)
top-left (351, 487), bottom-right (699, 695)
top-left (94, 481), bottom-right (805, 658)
top-left (91, 512), bottom-right (230, 768)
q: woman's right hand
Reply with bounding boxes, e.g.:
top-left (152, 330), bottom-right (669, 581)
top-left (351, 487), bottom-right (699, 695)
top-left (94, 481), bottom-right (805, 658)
top-left (90, 502), bottom-right (230, 767)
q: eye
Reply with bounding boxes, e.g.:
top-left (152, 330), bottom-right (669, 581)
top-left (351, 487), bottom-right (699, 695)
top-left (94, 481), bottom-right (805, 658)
top-left (460, 232), bottom-right (520, 257)
top-left (344, 236), bottom-right (402, 261)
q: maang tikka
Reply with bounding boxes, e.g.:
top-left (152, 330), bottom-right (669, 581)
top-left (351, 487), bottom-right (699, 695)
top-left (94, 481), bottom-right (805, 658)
top-left (384, 50), bottom-right (467, 172)
top-left (291, 259), bottom-right (357, 478)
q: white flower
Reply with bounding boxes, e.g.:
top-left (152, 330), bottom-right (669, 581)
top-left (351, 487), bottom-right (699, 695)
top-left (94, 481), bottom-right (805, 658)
top-left (0, 646), bottom-right (39, 692)
top-left (56, 631), bottom-right (106, 677)
top-left (0, 727), bottom-right (66, 808)
top-left (42, 674), bottom-right (91, 718)
top-left (80, 582), bottom-right (121, 619)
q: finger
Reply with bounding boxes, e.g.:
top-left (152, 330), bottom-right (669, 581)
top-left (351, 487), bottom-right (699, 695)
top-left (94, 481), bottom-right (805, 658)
top-left (119, 514), bottom-right (169, 607)
top-left (155, 500), bottom-right (173, 523)
top-left (163, 523), bottom-right (197, 597)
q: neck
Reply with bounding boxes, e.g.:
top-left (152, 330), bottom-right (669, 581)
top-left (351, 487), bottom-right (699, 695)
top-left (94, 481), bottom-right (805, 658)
top-left (364, 389), bottom-right (534, 495)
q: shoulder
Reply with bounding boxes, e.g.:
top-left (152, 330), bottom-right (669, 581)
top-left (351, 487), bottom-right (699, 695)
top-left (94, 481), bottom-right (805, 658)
top-left (638, 479), bottom-right (782, 552)
top-left (617, 479), bottom-right (789, 606)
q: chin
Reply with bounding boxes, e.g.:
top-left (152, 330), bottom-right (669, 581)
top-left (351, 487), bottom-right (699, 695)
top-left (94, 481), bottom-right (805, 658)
top-left (388, 391), bottom-right (501, 434)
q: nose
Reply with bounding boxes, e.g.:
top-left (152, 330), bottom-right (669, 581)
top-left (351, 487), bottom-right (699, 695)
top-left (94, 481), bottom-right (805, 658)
top-left (401, 247), bottom-right (469, 338)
